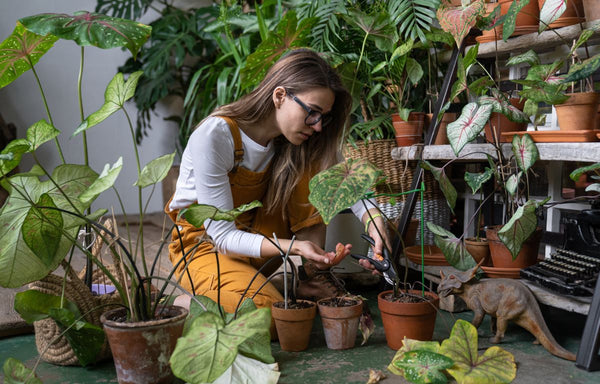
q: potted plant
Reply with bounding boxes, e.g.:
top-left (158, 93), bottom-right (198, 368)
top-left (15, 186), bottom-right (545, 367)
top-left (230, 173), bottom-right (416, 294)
top-left (317, 294), bottom-right (364, 350)
top-left (0, 12), bottom-right (280, 384)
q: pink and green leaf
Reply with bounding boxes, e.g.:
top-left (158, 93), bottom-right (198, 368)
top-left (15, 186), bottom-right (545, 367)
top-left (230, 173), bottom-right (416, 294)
top-left (437, 0), bottom-right (486, 48)
top-left (427, 222), bottom-right (477, 271)
top-left (539, 0), bottom-right (566, 32)
top-left (563, 53), bottom-right (600, 83)
top-left (447, 102), bottom-right (492, 156)
top-left (479, 90), bottom-right (529, 123)
top-left (512, 133), bottom-right (539, 172)
top-left (503, 0), bottom-right (531, 41)
top-left (498, 200), bottom-right (538, 260)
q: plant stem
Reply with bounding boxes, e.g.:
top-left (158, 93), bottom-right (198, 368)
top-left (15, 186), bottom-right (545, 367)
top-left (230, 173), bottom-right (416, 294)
top-left (78, 47), bottom-right (89, 166)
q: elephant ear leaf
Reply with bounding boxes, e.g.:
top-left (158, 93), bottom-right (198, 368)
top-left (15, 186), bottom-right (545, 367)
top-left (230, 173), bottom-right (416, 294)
top-left (427, 222), bottom-right (477, 271)
top-left (393, 350), bottom-right (454, 384)
top-left (539, 0), bottom-right (566, 33)
top-left (440, 319), bottom-right (516, 384)
top-left (19, 12), bottom-right (151, 58)
top-left (503, 0), bottom-right (531, 41)
top-left (436, 0), bottom-right (486, 48)
top-left (447, 102), bottom-right (492, 156)
top-left (512, 133), bottom-right (539, 172)
top-left (0, 22), bottom-right (58, 88)
top-left (498, 200), bottom-right (538, 260)
top-left (422, 161), bottom-right (456, 213)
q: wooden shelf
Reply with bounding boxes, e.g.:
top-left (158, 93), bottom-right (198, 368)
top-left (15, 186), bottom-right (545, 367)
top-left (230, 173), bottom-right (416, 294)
top-left (391, 142), bottom-right (600, 162)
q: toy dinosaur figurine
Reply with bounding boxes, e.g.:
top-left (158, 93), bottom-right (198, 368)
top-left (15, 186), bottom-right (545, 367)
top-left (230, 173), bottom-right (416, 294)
top-left (437, 260), bottom-right (576, 361)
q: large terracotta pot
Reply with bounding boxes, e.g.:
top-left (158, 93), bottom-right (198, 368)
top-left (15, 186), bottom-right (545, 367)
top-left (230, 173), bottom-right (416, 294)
top-left (100, 306), bottom-right (188, 384)
top-left (583, 0), bottom-right (600, 22)
top-left (317, 297), bottom-right (363, 350)
top-left (538, 0), bottom-right (584, 28)
top-left (271, 300), bottom-right (316, 352)
top-left (484, 98), bottom-right (528, 144)
top-left (378, 290), bottom-right (439, 350)
top-left (555, 92), bottom-right (600, 131)
top-left (486, 226), bottom-right (542, 268)
top-left (500, 0), bottom-right (539, 36)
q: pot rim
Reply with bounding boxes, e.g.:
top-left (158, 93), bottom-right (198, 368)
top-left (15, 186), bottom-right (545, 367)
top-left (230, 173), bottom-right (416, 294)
top-left (100, 305), bottom-right (188, 329)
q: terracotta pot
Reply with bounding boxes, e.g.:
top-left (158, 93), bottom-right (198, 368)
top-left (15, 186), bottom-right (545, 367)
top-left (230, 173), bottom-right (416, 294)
top-left (538, 0), bottom-right (584, 28)
top-left (393, 120), bottom-right (423, 147)
top-left (465, 237), bottom-right (491, 266)
top-left (485, 225), bottom-right (542, 268)
top-left (500, 0), bottom-right (539, 36)
top-left (555, 92), bottom-right (600, 131)
top-left (271, 300), bottom-right (316, 352)
top-left (392, 111), bottom-right (426, 123)
top-left (100, 306), bottom-right (188, 384)
top-left (583, 0), bottom-right (600, 22)
top-left (426, 112), bottom-right (457, 145)
top-left (403, 218), bottom-right (420, 247)
top-left (485, 98), bottom-right (528, 144)
top-left (377, 290), bottom-right (439, 350)
top-left (317, 297), bottom-right (363, 350)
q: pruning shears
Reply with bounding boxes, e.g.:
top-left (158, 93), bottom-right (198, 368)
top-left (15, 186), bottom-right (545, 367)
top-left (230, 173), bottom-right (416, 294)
top-left (351, 234), bottom-right (396, 285)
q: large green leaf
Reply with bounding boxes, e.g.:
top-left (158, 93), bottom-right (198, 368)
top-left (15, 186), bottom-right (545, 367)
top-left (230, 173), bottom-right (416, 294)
top-left (427, 222), bottom-right (477, 271)
top-left (0, 165), bottom-right (97, 288)
top-left (0, 139), bottom-right (31, 177)
top-left (135, 152), bottom-right (175, 188)
top-left (170, 308), bottom-right (272, 383)
top-left (389, 338), bottom-right (441, 376)
top-left (19, 12), bottom-right (151, 59)
top-left (79, 158), bottom-right (123, 204)
top-left (503, 0), bottom-right (531, 41)
top-left (506, 50), bottom-right (540, 67)
top-left (422, 161), bottom-right (456, 213)
top-left (308, 159), bottom-right (383, 225)
top-left (74, 71), bottom-right (143, 135)
top-left (563, 53), bottom-right (600, 83)
top-left (465, 168), bottom-right (493, 194)
top-left (14, 289), bottom-right (80, 323)
top-left (570, 162), bottom-right (600, 181)
top-left (441, 320), bottom-right (516, 383)
top-left (512, 133), bottom-right (539, 172)
top-left (0, 22), bottom-right (58, 88)
top-left (182, 201), bottom-right (263, 228)
top-left (436, 0), bottom-right (486, 48)
top-left (539, 0), bottom-right (566, 32)
top-left (479, 90), bottom-right (529, 123)
top-left (498, 200), bottom-right (539, 260)
top-left (447, 102), bottom-right (492, 156)
top-left (3, 358), bottom-right (42, 384)
top-left (21, 193), bottom-right (62, 266)
top-left (394, 350), bottom-right (453, 384)
top-left (241, 11), bottom-right (315, 91)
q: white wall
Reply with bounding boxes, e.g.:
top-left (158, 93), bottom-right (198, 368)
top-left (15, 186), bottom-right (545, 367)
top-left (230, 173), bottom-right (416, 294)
top-left (0, 0), bottom-right (180, 214)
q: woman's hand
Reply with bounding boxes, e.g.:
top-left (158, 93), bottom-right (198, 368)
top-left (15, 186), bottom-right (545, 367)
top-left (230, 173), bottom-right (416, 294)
top-left (294, 240), bottom-right (351, 270)
top-left (360, 209), bottom-right (392, 274)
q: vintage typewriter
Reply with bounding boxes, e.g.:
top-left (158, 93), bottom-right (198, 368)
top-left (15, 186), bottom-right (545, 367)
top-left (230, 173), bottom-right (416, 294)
top-left (520, 209), bottom-right (600, 296)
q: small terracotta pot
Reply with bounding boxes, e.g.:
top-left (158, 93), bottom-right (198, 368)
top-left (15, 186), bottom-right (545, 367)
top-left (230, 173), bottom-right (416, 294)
top-left (555, 92), bottom-right (600, 131)
top-left (486, 226), bottom-right (542, 268)
top-left (538, 0), bottom-right (584, 28)
top-left (426, 112), bottom-right (457, 145)
top-left (101, 306), bottom-right (188, 384)
top-left (393, 120), bottom-right (423, 147)
top-left (378, 290), bottom-right (439, 350)
top-left (485, 98), bottom-right (528, 144)
top-left (465, 237), bottom-right (491, 266)
top-left (392, 111), bottom-right (426, 123)
top-left (317, 297), bottom-right (363, 350)
top-left (583, 0), bottom-right (600, 22)
top-left (500, 0), bottom-right (539, 36)
top-left (271, 300), bottom-right (316, 352)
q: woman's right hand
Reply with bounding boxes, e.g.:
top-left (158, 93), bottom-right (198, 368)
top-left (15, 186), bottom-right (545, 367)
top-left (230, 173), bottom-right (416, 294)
top-left (294, 240), bottom-right (351, 269)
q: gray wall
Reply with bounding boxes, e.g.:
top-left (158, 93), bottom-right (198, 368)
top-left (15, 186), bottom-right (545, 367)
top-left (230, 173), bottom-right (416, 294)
top-left (0, 0), bottom-right (180, 214)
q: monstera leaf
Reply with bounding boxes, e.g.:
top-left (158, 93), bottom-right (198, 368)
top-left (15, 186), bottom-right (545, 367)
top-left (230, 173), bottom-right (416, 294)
top-left (512, 133), bottom-right (539, 173)
top-left (447, 102), bottom-right (492, 156)
top-left (427, 223), bottom-right (477, 271)
top-left (539, 0), bottom-right (566, 32)
top-left (309, 159), bottom-right (383, 225)
top-left (437, 0), bottom-right (486, 48)
top-left (422, 161), bottom-right (456, 213)
top-left (440, 319), bottom-right (516, 383)
top-left (503, 0), bottom-right (532, 41)
top-left (498, 199), bottom-right (543, 260)
top-left (19, 11), bottom-right (151, 58)
top-left (0, 22), bottom-right (58, 88)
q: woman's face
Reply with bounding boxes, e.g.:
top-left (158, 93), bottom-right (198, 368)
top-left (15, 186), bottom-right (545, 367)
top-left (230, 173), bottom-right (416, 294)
top-left (275, 87), bottom-right (335, 145)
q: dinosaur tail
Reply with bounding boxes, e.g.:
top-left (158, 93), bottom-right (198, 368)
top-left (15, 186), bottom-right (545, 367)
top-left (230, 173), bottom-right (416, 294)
top-left (517, 318), bottom-right (576, 361)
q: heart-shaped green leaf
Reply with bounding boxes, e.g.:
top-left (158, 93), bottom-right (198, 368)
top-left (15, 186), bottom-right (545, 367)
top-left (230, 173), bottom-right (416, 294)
top-left (25, 120), bottom-right (60, 151)
top-left (14, 289), bottom-right (80, 323)
top-left (135, 152), bottom-right (175, 188)
top-left (20, 12), bottom-right (151, 59)
top-left (422, 160), bottom-right (456, 213)
top-left (465, 168), bottom-right (493, 194)
top-left (79, 158), bottom-right (123, 204)
top-left (447, 102), bottom-right (492, 156)
top-left (389, 338), bottom-right (442, 376)
top-left (479, 90), bottom-right (529, 123)
top-left (436, 0), bottom-right (486, 48)
top-left (427, 222), bottom-right (477, 271)
top-left (506, 50), bottom-right (540, 67)
top-left (182, 201), bottom-right (263, 228)
top-left (512, 133), bottom-right (539, 172)
top-left (394, 350), bottom-right (454, 384)
top-left (21, 193), bottom-right (62, 265)
top-left (3, 357), bottom-right (42, 384)
top-left (498, 200), bottom-right (538, 260)
top-left (308, 159), bottom-right (383, 225)
top-left (0, 22), bottom-right (58, 88)
top-left (505, 171), bottom-right (522, 197)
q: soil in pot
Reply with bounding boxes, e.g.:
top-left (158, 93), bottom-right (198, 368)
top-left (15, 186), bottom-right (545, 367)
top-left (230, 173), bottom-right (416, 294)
top-left (271, 300), bottom-right (316, 352)
top-left (486, 226), bottom-right (542, 268)
top-left (377, 290), bottom-right (439, 350)
top-left (100, 305), bottom-right (188, 384)
top-left (317, 297), bottom-right (363, 350)
top-left (555, 92), bottom-right (600, 131)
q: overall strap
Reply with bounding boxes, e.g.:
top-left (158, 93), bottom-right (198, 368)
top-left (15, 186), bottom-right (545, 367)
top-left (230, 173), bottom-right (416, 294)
top-left (219, 116), bottom-right (244, 172)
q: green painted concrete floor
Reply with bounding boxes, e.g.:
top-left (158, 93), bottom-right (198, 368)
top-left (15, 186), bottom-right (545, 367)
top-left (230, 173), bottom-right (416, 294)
top-left (1, 285), bottom-right (600, 384)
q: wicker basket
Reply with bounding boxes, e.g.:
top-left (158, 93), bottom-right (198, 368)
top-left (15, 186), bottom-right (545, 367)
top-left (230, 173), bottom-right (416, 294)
top-left (29, 219), bottom-right (125, 366)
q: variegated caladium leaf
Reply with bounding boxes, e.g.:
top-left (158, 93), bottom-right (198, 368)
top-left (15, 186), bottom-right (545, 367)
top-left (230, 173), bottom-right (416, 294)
top-left (436, 0), bottom-right (486, 48)
top-left (393, 350), bottom-right (454, 384)
top-left (512, 133), bottom-right (539, 172)
top-left (465, 168), bottom-right (493, 194)
top-left (181, 201), bottom-right (263, 228)
top-left (427, 222), bottom-right (477, 271)
top-left (498, 199), bottom-right (539, 260)
top-left (503, 0), bottom-right (532, 41)
top-left (308, 159), bottom-right (383, 225)
top-left (563, 53), bottom-right (600, 84)
top-left (506, 49), bottom-right (540, 67)
top-left (571, 28), bottom-right (596, 55)
top-left (479, 90), bottom-right (529, 123)
top-left (570, 162), bottom-right (600, 181)
top-left (0, 22), bottom-right (58, 88)
top-left (422, 160), bottom-right (456, 213)
top-left (505, 171), bottom-right (522, 197)
top-left (517, 81), bottom-right (569, 105)
top-left (539, 0), bottom-right (566, 32)
top-left (447, 102), bottom-right (492, 156)
top-left (19, 12), bottom-right (151, 59)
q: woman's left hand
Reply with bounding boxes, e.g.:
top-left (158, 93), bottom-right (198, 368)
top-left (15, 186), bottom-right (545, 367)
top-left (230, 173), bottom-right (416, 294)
top-left (359, 210), bottom-right (391, 274)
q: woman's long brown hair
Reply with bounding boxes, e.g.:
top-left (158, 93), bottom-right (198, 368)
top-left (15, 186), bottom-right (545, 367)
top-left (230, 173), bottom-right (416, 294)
top-left (211, 48), bottom-right (352, 219)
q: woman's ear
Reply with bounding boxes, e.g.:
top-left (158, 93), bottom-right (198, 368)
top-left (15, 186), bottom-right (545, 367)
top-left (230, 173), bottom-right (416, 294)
top-left (273, 87), bottom-right (286, 109)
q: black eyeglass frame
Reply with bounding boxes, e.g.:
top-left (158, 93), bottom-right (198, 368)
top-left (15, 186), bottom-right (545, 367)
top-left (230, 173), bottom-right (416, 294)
top-left (286, 90), bottom-right (331, 126)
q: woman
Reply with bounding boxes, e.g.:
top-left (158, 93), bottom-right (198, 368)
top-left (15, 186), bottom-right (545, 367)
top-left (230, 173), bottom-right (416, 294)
top-left (166, 49), bottom-right (388, 316)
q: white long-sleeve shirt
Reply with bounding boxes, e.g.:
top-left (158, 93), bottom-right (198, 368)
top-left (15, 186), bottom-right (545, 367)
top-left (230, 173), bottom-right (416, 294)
top-left (169, 116), bottom-right (370, 258)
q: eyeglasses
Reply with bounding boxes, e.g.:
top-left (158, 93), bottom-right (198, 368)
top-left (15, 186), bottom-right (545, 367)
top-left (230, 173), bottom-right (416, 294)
top-left (286, 90), bottom-right (331, 126)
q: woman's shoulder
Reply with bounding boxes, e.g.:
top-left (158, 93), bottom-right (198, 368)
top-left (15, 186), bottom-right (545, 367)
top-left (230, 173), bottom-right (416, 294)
top-left (189, 116), bottom-right (234, 145)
